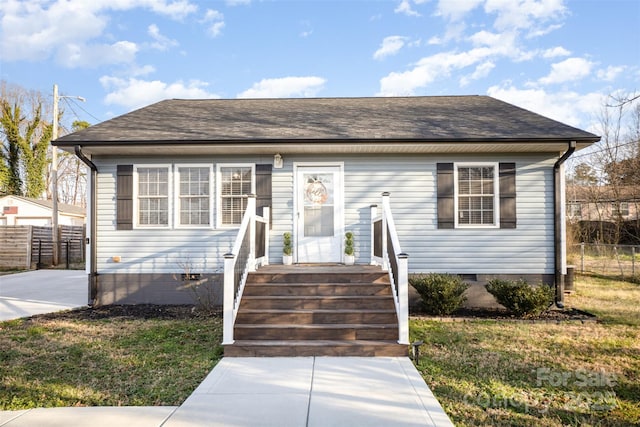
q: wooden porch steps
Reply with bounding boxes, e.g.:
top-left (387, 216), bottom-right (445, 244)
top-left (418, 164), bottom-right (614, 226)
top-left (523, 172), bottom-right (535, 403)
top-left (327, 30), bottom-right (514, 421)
top-left (224, 266), bottom-right (407, 357)
top-left (226, 340), bottom-right (405, 357)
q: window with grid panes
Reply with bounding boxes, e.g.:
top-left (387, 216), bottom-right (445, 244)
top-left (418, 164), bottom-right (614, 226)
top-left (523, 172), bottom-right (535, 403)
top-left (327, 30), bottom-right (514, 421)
top-left (220, 166), bottom-right (252, 225)
top-left (137, 167), bottom-right (169, 226)
top-left (457, 165), bottom-right (496, 226)
top-left (178, 167), bottom-right (210, 226)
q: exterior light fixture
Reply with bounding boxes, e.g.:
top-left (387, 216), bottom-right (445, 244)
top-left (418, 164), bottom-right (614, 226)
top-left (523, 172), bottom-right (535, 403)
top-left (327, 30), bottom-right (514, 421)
top-left (274, 153), bottom-right (283, 169)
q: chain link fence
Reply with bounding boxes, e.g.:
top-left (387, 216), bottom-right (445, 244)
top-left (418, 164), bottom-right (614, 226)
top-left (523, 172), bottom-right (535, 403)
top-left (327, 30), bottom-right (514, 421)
top-left (569, 243), bottom-right (639, 279)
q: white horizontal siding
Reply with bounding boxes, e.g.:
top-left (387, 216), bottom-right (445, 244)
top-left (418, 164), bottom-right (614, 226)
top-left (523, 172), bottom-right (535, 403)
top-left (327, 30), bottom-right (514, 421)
top-left (94, 156), bottom-right (271, 274)
top-left (93, 153), bottom-right (556, 276)
top-left (269, 164), bottom-right (294, 263)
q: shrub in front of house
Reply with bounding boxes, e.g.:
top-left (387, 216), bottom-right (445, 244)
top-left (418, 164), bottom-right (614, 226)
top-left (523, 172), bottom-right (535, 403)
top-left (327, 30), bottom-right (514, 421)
top-left (485, 278), bottom-right (554, 317)
top-left (410, 273), bottom-right (469, 315)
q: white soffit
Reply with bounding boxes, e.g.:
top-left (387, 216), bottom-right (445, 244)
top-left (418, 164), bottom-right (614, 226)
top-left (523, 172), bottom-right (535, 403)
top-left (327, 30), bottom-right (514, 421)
top-left (66, 141), bottom-right (590, 156)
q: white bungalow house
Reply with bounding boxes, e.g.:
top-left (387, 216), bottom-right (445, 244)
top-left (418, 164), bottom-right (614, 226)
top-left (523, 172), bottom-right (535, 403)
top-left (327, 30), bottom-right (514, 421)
top-left (54, 96), bottom-right (599, 356)
top-left (0, 195), bottom-right (85, 226)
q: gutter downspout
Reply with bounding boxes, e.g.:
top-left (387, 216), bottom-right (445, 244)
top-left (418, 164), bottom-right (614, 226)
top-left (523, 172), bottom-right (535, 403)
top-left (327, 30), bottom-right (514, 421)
top-left (74, 146), bottom-right (98, 306)
top-left (553, 140), bottom-right (576, 308)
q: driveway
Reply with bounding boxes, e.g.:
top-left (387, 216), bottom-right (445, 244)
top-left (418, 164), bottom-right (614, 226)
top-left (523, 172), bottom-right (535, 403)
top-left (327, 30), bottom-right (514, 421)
top-left (0, 270), bottom-right (87, 321)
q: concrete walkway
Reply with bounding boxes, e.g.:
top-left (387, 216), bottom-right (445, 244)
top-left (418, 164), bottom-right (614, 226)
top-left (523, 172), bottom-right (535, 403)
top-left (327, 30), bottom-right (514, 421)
top-left (0, 270), bottom-right (87, 321)
top-left (0, 271), bottom-right (453, 426)
top-left (0, 357), bottom-right (454, 427)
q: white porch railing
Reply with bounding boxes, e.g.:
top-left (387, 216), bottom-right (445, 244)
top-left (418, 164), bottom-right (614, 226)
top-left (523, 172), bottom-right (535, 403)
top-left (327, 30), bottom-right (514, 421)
top-left (371, 192), bottom-right (409, 345)
top-left (222, 195), bottom-right (270, 345)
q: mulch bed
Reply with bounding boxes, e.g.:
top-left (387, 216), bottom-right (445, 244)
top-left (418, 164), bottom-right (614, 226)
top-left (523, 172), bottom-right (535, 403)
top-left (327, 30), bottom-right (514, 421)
top-left (31, 304), bottom-right (596, 322)
top-left (35, 304), bottom-right (220, 321)
top-left (411, 306), bottom-right (597, 322)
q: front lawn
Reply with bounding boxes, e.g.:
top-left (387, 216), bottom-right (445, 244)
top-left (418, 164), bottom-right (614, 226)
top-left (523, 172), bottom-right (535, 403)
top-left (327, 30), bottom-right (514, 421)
top-left (411, 275), bottom-right (640, 426)
top-left (1, 276), bottom-right (638, 427)
top-left (0, 306), bottom-right (223, 409)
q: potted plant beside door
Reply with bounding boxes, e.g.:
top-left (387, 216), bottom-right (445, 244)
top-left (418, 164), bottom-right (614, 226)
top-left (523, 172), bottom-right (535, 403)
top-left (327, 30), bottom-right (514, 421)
top-left (344, 231), bottom-right (355, 265)
top-left (283, 232), bottom-right (293, 265)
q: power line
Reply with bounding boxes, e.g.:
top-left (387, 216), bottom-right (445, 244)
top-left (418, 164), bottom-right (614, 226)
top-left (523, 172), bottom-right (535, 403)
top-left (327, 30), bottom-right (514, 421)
top-left (570, 139), bottom-right (639, 160)
top-left (62, 97), bottom-right (101, 123)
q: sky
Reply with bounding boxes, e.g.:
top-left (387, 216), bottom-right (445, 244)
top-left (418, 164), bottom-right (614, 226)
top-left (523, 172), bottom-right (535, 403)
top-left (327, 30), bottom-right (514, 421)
top-left (0, 0), bottom-right (639, 136)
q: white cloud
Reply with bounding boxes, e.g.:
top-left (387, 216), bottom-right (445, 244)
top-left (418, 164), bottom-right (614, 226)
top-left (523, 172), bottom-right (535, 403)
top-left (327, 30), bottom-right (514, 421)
top-left (435, 0), bottom-right (484, 21)
top-left (378, 1), bottom-right (577, 95)
top-left (395, 0), bottom-right (420, 17)
top-left (203, 9), bottom-right (223, 20)
top-left (0, 0), bottom-right (197, 65)
top-left (378, 49), bottom-right (493, 95)
top-left (484, 0), bottom-right (568, 33)
top-left (100, 76), bottom-right (220, 111)
top-left (468, 30), bottom-right (518, 55)
top-left (148, 24), bottom-right (178, 50)
top-left (597, 65), bottom-right (626, 82)
top-left (1, 0), bottom-right (106, 62)
top-left (140, 0), bottom-right (198, 19)
top-left (460, 61), bottom-right (495, 86)
top-left (299, 20), bottom-right (313, 38)
top-left (201, 9), bottom-right (225, 37)
top-left (57, 41), bottom-right (138, 68)
top-left (487, 83), bottom-right (602, 129)
top-left (130, 64), bottom-right (156, 77)
top-left (208, 21), bottom-right (225, 37)
top-left (542, 46), bottom-right (571, 58)
top-left (526, 23), bottom-right (563, 38)
top-left (237, 77), bottom-right (326, 99)
top-left (538, 57), bottom-right (594, 85)
top-left (373, 36), bottom-right (409, 60)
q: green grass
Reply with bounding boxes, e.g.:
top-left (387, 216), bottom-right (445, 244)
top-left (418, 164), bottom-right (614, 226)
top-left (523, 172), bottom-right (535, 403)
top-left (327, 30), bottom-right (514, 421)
top-left (411, 275), bottom-right (640, 426)
top-left (1, 275), bottom-right (638, 426)
top-left (0, 313), bottom-right (223, 409)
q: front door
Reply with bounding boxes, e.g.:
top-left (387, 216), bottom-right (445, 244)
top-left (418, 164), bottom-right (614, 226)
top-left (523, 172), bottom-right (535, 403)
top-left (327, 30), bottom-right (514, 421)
top-left (295, 165), bottom-right (343, 263)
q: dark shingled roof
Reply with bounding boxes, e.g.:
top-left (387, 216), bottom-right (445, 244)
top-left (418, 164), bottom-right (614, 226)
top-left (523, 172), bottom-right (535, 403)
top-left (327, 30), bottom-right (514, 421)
top-left (55, 96), bottom-right (599, 145)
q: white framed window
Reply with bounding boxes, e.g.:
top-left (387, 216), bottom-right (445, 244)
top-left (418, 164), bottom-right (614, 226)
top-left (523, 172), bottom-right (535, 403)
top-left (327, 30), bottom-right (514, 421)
top-left (454, 163), bottom-right (499, 228)
top-left (175, 165), bottom-right (213, 228)
top-left (612, 202), bottom-right (629, 217)
top-left (217, 164), bottom-right (255, 227)
top-left (568, 202), bottom-right (582, 219)
top-left (134, 165), bottom-right (171, 228)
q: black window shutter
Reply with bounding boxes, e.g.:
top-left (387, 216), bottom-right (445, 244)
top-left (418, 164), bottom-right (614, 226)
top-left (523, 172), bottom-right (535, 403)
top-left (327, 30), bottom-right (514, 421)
top-left (255, 164), bottom-right (272, 227)
top-left (499, 162), bottom-right (516, 229)
top-left (436, 163), bottom-right (454, 229)
top-left (116, 165), bottom-right (133, 230)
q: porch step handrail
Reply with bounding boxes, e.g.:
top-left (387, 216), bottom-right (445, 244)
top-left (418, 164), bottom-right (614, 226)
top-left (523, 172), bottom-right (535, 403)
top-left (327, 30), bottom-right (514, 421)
top-left (371, 192), bottom-right (409, 345)
top-left (222, 196), bottom-right (270, 345)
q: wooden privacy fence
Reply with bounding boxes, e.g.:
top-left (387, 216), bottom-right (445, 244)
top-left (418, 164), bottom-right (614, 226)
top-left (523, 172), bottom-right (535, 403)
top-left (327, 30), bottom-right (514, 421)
top-left (0, 225), bottom-right (85, 269)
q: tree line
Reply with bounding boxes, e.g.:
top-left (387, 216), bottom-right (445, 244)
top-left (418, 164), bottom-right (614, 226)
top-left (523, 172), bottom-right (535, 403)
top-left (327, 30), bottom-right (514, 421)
top-left (567, 93), bottom-right (640, 245)
top-left (0, 81), bottom-right (88, 206)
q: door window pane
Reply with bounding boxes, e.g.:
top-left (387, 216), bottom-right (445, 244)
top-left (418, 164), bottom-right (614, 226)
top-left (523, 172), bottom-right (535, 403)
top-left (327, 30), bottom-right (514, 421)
top-left (303, 173), bottom-right (334, 237)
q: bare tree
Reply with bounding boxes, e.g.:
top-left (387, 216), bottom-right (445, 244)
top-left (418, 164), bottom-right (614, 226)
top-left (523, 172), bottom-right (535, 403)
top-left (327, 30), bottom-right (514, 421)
top-left (57, 120), bottom-right (89, 206)
top-left (567, 94), bottom-right (640, 244)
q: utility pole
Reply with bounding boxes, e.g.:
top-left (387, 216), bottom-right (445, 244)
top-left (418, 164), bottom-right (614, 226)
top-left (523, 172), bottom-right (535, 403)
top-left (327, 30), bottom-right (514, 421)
top-left (51, 84), bottom-right (85, 266)
top-left (52, 84), bottom-right (60, 266)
